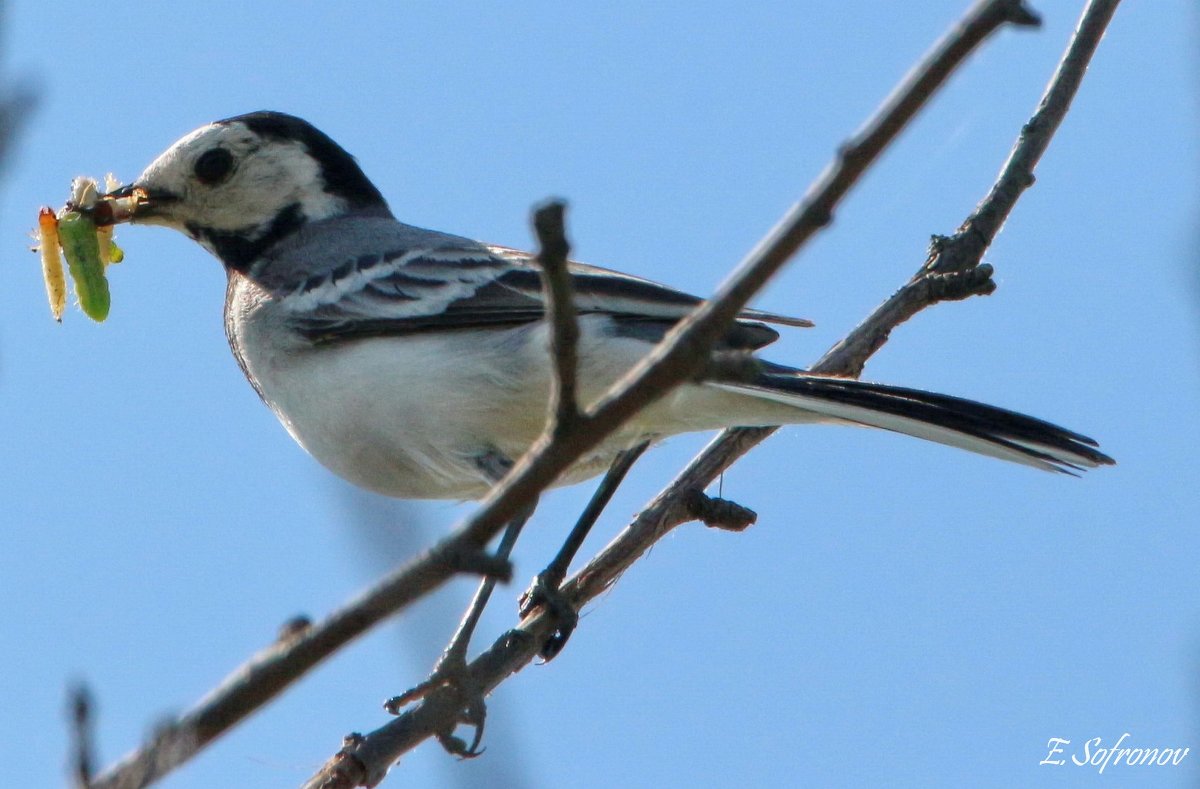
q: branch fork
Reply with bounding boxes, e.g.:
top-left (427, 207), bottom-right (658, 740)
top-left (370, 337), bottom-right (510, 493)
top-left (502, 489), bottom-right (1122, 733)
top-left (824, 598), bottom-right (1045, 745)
top-left (83, 1), bottom-right (1123, 786)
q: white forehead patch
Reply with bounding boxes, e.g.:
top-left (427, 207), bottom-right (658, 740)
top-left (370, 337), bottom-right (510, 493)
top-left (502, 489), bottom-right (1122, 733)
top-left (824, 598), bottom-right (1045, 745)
top-left (135, 121), bottom-right (349, 232)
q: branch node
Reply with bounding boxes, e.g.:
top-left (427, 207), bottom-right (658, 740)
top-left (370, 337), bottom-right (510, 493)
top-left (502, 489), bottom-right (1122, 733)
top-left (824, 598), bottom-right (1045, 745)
top-left (683, 489), bottom-right (758, 531)
top-left (835, 140), bottom-right (860, 168)
top-left (90, 1), bottom-right (1124, 784)
top-left (277, 614), bottom-right (313, 643)
top-left (68, 682), bottom-right (94, 789)
top-left (925, 263), bottom-right (996, 302)
top-left (533, 199), bottom-right (582, 432)
top-left (308, 736), bottom-right (370, 789)
top-left (381, 694), bottom-right (408, 716)
top-left (439, 542), bottom-right (514, 582)
top-left (384, 660), bottom-right (470, 715)
top-left (383, 651), bottom-right (487, 742)
top-left (1003, 0), bottom-right (1042, 28)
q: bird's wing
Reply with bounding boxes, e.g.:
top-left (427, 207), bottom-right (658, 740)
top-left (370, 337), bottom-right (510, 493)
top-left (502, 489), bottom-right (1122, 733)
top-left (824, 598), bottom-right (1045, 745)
top-left (487, 245), bottom-right (814, 329)
top-left (275, 229), bottom-right (811, 346)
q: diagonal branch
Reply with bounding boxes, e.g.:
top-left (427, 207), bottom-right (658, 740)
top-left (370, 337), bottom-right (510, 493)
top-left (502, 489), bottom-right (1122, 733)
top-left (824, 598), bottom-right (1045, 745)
top-left (93, 0), bottom-right (1042, 780)
top-left (439, 0), bottom-right (1042, 554)
top-left (298, 2), bottom-right (1048, 786)
top-left (579, 0), bottom-right (1123, 607)
top-left (97, 2), bottom-right (1045, 786)
top-left (959, 0), bottom-right (1121, 253)
top-left (69, 684), bottom-right (96, 789)
top-left (819, 0), bottom-right (1122, 377)
top-left (532, 200), bottom-right (582, 435)
top-left (87, 2), bottom-right (1071, 787)
top-left (374, 202), bottom-right (582, 752)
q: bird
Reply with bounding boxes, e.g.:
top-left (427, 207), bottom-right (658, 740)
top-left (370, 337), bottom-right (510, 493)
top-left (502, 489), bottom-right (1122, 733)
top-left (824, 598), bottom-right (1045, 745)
top-left (97, 110), bottom-right (1113, 501)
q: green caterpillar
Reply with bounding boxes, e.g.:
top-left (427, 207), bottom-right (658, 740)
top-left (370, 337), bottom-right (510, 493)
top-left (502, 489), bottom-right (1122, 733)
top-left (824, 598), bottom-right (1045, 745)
top-left (56, 209), bottom-right (111, 322)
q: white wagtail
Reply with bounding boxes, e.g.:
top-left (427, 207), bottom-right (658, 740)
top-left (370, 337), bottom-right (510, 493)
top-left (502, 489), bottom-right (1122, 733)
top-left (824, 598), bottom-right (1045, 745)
top-left (96, 111), bottom-right (1113, 499)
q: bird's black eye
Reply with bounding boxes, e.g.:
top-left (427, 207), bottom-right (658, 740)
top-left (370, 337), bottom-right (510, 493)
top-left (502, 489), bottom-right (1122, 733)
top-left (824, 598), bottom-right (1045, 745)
top-left (193, 148), bottom-right (234, 185)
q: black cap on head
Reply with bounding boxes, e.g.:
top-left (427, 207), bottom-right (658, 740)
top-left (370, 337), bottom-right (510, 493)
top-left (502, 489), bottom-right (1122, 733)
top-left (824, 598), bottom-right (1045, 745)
top-left (218, 111), bottom-right (388, 211)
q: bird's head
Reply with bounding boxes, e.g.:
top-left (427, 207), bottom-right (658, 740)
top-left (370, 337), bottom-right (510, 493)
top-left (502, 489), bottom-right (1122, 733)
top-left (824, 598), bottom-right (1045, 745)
top-left (99, 111), bottom-right (390, 270)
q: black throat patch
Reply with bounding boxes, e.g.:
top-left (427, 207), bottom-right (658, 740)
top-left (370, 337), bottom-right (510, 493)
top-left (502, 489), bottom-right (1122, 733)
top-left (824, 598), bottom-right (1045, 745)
top-left (187, 202), bottom-right (305, 272)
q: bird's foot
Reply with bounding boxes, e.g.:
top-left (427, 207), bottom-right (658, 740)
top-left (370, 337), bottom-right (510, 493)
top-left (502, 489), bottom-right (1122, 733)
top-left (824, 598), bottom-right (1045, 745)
top-left (518, 571), bottom-right (579, 661)
top-left (384, 650), bottom-right (488, 758)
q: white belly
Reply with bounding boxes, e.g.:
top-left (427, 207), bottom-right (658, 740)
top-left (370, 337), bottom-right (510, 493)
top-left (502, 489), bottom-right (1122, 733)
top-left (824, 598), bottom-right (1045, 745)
top-left (234, 314), bottom-right (679, 498)
top-left (226, 278), bottom-right (796, 499)
top-left (253, 328), bottom-right (548, 498)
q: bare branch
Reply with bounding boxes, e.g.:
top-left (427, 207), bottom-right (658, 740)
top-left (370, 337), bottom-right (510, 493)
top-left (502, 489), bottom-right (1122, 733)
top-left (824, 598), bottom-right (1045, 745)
top-left (376, 205), bottom-right (583, 740)
top-left (682, 489), bottom-right (758, 532)
top-left (439, 0), bottom-right (1042, 556)
top-left (298, 3), bottom-right (1042, 785)
top-left (86, 0), bottom-right (1100, 784)
top-left (571, 0), bottom-right (1125, 615)
top-left (68, 684), bottom-right (95, 789)
top-left (666, 0), bottom-right (1123, 497)
top-left (961, 0), bottom-right (1121, 253)
top-left (819, 0), bottom-right (1122, 377)
top-left (532, 200), bottom-right (581, 434)
top-left (301, 1), bottom-right (1123, 783)
top-left (88, 544), bottom-right (484, 789)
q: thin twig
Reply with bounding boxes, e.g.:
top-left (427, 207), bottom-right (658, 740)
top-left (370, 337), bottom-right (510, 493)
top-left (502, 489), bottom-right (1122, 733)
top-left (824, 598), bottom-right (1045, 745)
top-left (379, 203), bottom-right (580, 733)
top-left (374, 200), bottom-right (580, 738)
top-left (532, 200), bottom-right (581, 434)
top-left (959, 0), bottom-right (1121, 253)
top-left (376, 203), bottom-right (581, 749)
top-left (69, 684), bottom-right (95, 789)
top-left (85, 0), bottom-right (1084, 784)
top-left (582, 0), bottom-right (1123, 594)
top-left (299, 2), bottom-right (1043, 785)
top-left (819, 0), bottom-right (1122, 377)
top-left (427, 0), bottom-right (1042, 561)
top-left (88, 543), bottom-right (490, 789)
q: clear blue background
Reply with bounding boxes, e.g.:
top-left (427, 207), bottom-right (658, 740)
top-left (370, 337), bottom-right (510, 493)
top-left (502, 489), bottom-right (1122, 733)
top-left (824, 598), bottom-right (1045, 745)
top-left (2, 2), bottom-right (1196, 787)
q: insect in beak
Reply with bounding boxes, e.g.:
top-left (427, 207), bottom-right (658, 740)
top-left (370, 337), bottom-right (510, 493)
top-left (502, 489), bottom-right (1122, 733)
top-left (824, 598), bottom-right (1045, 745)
top-left (93, 183), bottom-right (176, 225)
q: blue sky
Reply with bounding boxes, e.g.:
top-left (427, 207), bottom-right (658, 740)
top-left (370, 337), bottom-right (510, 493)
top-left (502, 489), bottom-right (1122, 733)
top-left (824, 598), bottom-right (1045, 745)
top-left (1, 2), bottom-right (1196, 787)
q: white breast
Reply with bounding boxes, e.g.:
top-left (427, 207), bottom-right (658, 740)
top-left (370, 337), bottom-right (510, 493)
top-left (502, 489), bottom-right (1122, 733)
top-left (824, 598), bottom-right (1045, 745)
top-left (225, 275), bottom-right (773, 499)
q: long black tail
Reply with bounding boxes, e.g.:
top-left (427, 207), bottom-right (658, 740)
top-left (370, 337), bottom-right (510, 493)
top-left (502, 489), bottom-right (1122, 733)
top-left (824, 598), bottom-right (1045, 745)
top-left (715, 368), bottom-right (1114, 474)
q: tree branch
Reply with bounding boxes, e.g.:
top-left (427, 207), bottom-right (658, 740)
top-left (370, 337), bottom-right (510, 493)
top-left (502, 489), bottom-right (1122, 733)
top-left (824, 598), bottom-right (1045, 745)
top-left (298, 2), bottom-right (1047, 786)
top-left (588, 0), bottom-right (1122, 603)
top-left (532, 200), bottom-right (581, 434)
top-left (69, 684), bottom-right (95, 789)
top-left (84, 0), bottom-right (1113, 785)
top-left (818, 0), bottom-right (1121, 378)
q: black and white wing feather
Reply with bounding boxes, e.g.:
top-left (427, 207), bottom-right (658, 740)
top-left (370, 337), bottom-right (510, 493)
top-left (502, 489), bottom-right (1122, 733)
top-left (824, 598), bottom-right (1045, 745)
top-left (268, 221), bottom-right (812, 345)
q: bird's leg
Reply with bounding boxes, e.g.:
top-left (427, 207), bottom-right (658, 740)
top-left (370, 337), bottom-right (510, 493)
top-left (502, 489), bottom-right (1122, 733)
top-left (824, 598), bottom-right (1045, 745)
top-left (385, 452), bottom-right (536, 757)
top-left (519, 441), bottom-right (649, 660)
top-left (437, 505), bottom-right (535, 677)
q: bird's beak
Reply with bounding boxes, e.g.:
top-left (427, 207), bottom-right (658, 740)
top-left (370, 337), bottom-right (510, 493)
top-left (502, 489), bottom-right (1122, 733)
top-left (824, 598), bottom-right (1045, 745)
top-left (92, 183), bottom-right (178, 226)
